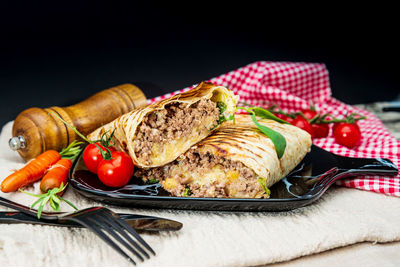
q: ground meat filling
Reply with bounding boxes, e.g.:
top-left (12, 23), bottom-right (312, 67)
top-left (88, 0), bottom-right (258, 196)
top-left (135, 152), bottom-right (262, 198)
top-left (132, 99), bottom-right (220, 165)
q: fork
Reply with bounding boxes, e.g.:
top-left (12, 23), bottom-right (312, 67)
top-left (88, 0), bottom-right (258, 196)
top-left (0, 196), bottom-right (155, 265)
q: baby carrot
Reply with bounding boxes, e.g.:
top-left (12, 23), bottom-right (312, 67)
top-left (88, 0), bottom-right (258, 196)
top-left (40, 158), bottom-right (72, 194)
top-left (1, 150), bottom-right (61, 193)
top-left (1, 140), bottom-right (83, 193)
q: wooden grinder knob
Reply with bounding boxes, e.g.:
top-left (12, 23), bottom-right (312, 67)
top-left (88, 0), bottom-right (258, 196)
top-left (10, 84), bottom-right (147, 161)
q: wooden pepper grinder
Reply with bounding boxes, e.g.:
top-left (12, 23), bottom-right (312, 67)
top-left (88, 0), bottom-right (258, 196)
top-left (9, 84), bottom-right (147, 161)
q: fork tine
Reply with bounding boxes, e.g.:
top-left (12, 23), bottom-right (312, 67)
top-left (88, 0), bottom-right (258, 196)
top-left (79, 217), bottom-right (137, 265)
top-left (314, 167), bottom-right (339, 188)
top-left (93, 214), bottom-right (146, 261)
top-left (100, 212), bottom-right (150, 259)
top-left (114, 215), bottom-right (156, 256)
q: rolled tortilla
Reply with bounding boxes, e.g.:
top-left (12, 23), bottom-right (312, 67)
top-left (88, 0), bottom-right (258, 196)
top-left (88, 82), bottom-right (238, 168)
top-left (136, 115), bottom-right (312, 198)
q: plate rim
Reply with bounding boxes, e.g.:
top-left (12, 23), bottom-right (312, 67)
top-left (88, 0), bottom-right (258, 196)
top-left (68, 147), bottom-right (316, 206)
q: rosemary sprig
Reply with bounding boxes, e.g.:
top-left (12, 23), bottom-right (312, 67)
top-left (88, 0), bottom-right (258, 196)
top-left (59, 140), bottom-right (84, 160)
top-left (19, 183), bottom-right (78, 219)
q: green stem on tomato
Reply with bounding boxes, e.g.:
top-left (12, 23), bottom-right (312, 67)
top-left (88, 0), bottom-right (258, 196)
top-left (267, 106), bottom-right (298, 119)
top-left (49, 112), bottom-right (113, 160)
top-left (314, 113), bottom-right (367, 124)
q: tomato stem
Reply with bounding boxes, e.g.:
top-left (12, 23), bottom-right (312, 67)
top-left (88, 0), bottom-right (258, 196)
top-left (49, 112), bottom-right (114, 160)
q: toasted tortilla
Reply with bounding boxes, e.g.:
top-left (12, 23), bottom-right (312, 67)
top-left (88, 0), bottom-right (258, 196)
top-left (194, 114), bottom-right (312, 188)
top-left (138, 114), bottom-right (312, 198)
top-left (88, 82), bottom-right (238, 168)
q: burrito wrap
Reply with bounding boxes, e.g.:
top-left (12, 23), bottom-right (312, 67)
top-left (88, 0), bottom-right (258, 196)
top-left (88, 82), bottom-right (238, 168)
top-left (136, 115), bottom-right (312, 198)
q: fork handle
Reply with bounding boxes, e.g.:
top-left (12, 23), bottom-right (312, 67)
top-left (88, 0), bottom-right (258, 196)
top-left (336, 156), bottom-right (398, 177)
top-left (0, 196), bottom-right (39, 218)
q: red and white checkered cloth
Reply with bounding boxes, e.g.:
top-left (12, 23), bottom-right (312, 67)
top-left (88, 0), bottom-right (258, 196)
top-left (149, 61), bottom-right (400, 197)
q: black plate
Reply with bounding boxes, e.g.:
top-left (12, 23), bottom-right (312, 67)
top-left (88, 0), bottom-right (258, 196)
top-left (69, 145), bottom-right (398, 211)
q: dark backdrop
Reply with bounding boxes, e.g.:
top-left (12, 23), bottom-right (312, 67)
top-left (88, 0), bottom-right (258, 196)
top-left (1, 2), bottom-right (398, 128)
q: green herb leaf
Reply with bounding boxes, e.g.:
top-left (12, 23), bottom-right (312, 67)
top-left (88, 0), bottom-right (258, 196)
top-left (59, 140), bottom-right (84, 160)
top-left (250, 113), bottom-right (286, 158)
top-left (217, 102), bottom-right (227, 114)
top-left (219, 114), bottom-right (235, 124)
top-left (59, 197), bottom-right (78, 211)
top-left (257, 177), bottom-right (271, 196)
top-left (237, 106), bottom-right (287, 158)
top-left (215, 101), bottom-right (236, 126)
top-left (251, 107), bottom-right (290, 124)
top-left (49, 197), bottom-right (59, 211)
top-left (30, 197), bottom-right (43, 210)
top-left (37, 196), bottom-right (49, 219)
top-left (19, 190), bottom-right (43, 198)
top-left (146, 178), bottom-right (159, 184)
top-left (183, 188), bottom-right (192, 197)
top-left (19, 182), bottom-right (78, 219)
top-left (52, 195), bottom-right (61, 205)
top-left (211, 113), bottom-right (236, 131)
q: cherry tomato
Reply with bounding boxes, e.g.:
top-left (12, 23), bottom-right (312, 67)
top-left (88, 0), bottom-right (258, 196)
top-left (332, 122), bottom-right (340, 133)
top-left (332, 122), bottom-right (360, 135)
top-left (333, 123), bottom-right (361, 148)
top-left (83, 143), bottom-right (116, 174)
top-left (274, 113), bottom-right (293, 123)
top-left (97, 151), bottom-right (134, 188)
top-left (301, 109), bottom-right (317, 120)
top-left (311, 123), bottom-right (330, 138)
top-left (332, 122), bottom-right (358, 133)
top-left (291, 115), bottom-right (314, 137)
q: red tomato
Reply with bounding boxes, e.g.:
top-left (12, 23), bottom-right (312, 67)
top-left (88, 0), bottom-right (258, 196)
top-left (97, 151), bottom-right (134, 188)
top-left (83, 143), bottom-right (116, 174)
top-left (332, 122), bottom-right (360, 134)
top-left (291, 115), bottom-right (314, 137)
top-left (332, 122), bottom-right (340, 132)
top-left (333, 123), bottom-right (361, 148)
top-left (301, 109), bottom-right (317, 120)
top-left (311, 123), bottom-right (330, 138)
top-left (274, 113), bottom-right (293, 123)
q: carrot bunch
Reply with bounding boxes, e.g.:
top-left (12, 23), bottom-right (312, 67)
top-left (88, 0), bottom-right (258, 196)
top-left (1, 140), bottom-right (83, 218)
top-left (1, 150), bottom-right (61, 193)
top-left (1, 140), bottom-right (82, 193)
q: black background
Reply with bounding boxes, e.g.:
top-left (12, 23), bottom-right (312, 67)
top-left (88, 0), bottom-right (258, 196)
top-left (1, 2), bottom-right (398, 128)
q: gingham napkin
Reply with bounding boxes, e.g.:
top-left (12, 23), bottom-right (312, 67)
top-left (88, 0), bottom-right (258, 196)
top-left (149, 61), bottom-right (400, 197)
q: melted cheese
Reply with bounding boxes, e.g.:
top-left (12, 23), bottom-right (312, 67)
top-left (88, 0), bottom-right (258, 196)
top-left (163, 178), bottom-right (178, 190)
top-left (163, 163), bottom-right (267, 198)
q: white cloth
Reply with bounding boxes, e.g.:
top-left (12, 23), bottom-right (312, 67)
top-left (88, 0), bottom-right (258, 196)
top-left (0, 121), bottom-right (400, 267)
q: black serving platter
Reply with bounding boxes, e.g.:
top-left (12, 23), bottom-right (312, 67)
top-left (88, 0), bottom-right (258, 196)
top-left (69, 145), bottom-right (398, 212)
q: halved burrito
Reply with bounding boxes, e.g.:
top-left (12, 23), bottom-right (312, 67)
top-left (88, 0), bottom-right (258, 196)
top-left (136, 115), bottom-right (312, 198)
top-left (88, 82), bottom-right (238, 168)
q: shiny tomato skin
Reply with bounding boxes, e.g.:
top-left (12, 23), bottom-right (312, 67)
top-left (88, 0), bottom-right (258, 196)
top-left (333, 123), bottom-right (361, 148)
top-left (291, 115), bottom-right (314, 137)
top-left (311, 123), bottom-right (330, 138)
top-left (83, 143), bottom-right (116, 174)
top-left (301, 109), bottom-right (318, 120)
top-left (332, 122), bottom-right (360, 133)
top-left (274, 113), bottom-right (293, 123)
top-left (97, 151), bottom-right (134, 188)
top-left (332, 122), bottom-right (340, 133)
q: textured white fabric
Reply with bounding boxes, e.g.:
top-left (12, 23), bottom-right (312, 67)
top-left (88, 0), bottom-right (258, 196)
top-left (1, 121), bottom-right (400, 267)
top-left (269, 241), bottom-right (400, 267)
